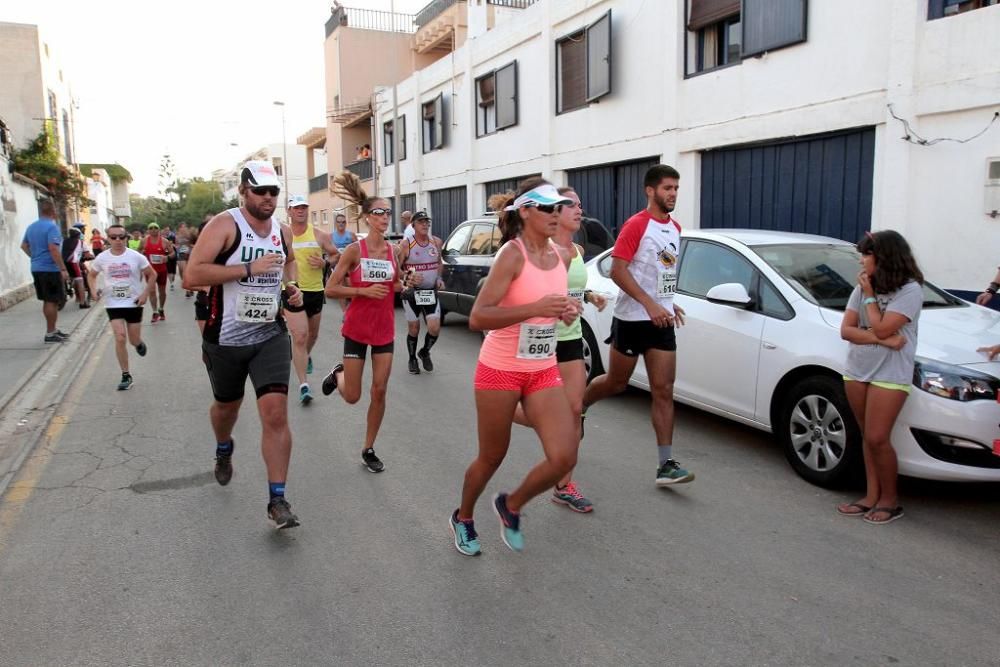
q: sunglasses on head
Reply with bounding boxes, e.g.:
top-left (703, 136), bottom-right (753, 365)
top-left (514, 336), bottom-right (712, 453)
top-left (524, 203), bottom-right (558, 214)
top-left (249, 186), bottom-right (280, 197)
top-left (107, 234), bottom-right (127, 240)
top-left (368, 207), bottom-right (392, 216)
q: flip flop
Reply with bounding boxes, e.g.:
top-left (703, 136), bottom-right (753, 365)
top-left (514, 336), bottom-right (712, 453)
top-left (863, 506), bottom-right (904, 525)
top-left (837, 502), bottom-right (872, 517)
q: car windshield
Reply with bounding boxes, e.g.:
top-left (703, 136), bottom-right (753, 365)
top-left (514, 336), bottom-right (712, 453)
top-left (751, 243), bottom-right (963, 311)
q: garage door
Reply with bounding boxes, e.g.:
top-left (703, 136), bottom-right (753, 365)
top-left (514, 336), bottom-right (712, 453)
top-left (567, 157), bottom-right (660, 236)
top-left (428, 186), bottom-right (468, 239)
top-left (484, 175), bottom-right (541, 203)
top-left (700, 127), bottom-right (875, 242)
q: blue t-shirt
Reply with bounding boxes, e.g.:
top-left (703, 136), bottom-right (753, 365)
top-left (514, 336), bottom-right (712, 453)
top-left (22, 218), bottom-right (63, 272)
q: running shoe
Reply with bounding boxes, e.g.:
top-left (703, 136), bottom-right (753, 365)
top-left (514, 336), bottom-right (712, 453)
top-left (117, 373), bottom-right (133, 391)
top-left (551, 482), bottom-right (594, 513)
top-left (299, 384), bottom-right (314, 405)
top-left (322, 363), bottom-right (344, 396)
top-left (656, 459), bottom-right (695, 486)
top-left (267, 498), bottom-right (300, 529)
top-left (158, 310), bottom-right (166, 321)
top-left (307, 356), bottom-right (313, 375)
top-left (135, 342), bottom-right (147, 357)
top-left (492, 492), bottom-right (524, 552)
top-left (151, 312), bottom-right (161, 324)
top-left (418, 349), bottom-right (434, 372)
top-left (79, 302), bottom-right (90, 309)
top-left (214, 449), bottom-right (233, 486)
top-left (450, 509), bottom-right (481, 556)
top-left (185, 290), bottom-right (193, 298)
top-left (362, 448), bottom-right (384, 473)
top-left (408, 357), bottom-right (420, 375)
top-left (44, 332), bottom-right (67, 343)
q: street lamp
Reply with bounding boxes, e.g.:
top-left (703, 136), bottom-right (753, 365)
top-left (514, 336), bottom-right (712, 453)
top-left (273, 101), bottom-right (289, 221)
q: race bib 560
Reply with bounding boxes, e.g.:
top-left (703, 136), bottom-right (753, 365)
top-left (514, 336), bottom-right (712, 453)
top-left (360, 258), bottom-right (393, 283)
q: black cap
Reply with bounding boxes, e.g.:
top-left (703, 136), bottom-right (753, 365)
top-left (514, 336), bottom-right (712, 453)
top-left (411, 211), bottom-right (431, 223)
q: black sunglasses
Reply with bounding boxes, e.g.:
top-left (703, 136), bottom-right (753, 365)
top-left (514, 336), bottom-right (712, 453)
top-left (107, 234), bottom-right (128, 240)
top-left (250, 186), bottom-right (280, 197)
top-left (525, 203), bottom-right (558, 214)
top-left (368, 207), bottom-right (392, 216)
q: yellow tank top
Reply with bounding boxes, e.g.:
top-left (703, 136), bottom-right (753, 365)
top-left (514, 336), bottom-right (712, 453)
top-left (292, 224), bottom-right (324, 292)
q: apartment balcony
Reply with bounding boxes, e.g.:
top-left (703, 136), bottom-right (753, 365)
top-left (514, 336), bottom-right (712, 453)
top-left (326, 6), bottom-right (416, 37)
top-left (345, 159), bottom-right (372, 182)
top-left (309, 174), bottom-right (329, 194)
top-left (414, 0), bottom-right (467, 54)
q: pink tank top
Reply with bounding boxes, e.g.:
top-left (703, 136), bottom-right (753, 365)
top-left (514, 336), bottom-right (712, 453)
top-left (478, 238), bottom-right (568, 372)
top-left (342, 238), bottom-right (397, 346)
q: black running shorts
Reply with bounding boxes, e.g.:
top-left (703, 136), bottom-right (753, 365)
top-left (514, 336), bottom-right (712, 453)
top-left (201, 334), bottom-right (291, 403)
top-left (32, 271), bottom-right (65, 303)
top-left (605, 317), bottom-right (676, 357)
top-left (344, 335), bottom-right (394, 359)
top-left (282, 289), bottom-right (325, 317)
top-left (556, 337), bottom-right (585, 363)
top-left (106, 307), bottom-right (144, 324)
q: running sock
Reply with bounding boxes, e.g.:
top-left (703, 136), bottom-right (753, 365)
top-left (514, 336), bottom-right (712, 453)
top-left (216, 439), bottom-right (233, 457)
top-left (658, 444), bottom-right (673, 465)
top-left (268, 481), bottom-right (286, 501)
top-left (421, 333), bottom-right (439, 354)
top-left (300, 382), bottom-right (309, 390)
top-left (406, 334), bottom-right (419, 359)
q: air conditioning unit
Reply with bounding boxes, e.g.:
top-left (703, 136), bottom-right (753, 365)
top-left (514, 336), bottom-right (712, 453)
top-left (987, 158), bottom-right (1000, 218)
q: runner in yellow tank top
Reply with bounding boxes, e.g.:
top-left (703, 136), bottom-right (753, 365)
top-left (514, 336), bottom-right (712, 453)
top-left (282, 195), bottom-right (341, 404)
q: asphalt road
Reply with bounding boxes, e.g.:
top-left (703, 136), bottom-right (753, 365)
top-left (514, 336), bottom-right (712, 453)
top-left (1, 298), bottom-right (998, 666)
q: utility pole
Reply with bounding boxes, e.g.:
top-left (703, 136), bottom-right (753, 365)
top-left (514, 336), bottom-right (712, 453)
top-left (391, 0), bottom-right (401, 234)
top-left (273, 101), bottom-right (290, 222)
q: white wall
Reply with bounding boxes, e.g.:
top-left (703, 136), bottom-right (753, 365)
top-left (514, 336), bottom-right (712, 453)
top-left (86, 172), bottom-right (112, 233)
top-left (0, 151), bottom-right (42, 301)
top-left (374, 0), bottom-right (1000, 289)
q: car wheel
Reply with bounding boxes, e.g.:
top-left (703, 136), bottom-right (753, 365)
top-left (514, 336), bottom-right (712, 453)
top-left (776, 376), bottom-right (861, 488)
top-left (581, 321), bottom-right (604, 383)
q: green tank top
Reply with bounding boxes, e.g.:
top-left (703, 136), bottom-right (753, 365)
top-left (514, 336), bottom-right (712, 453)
top-left (557, 247), bottom-right (587, 342)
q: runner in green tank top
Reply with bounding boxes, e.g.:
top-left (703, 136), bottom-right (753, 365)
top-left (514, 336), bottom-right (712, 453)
top-left (513, 187), bottom-right (607, 512)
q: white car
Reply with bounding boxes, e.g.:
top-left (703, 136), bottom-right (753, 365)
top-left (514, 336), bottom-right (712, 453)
top-left (580, 229), bottom-right (1000, 487)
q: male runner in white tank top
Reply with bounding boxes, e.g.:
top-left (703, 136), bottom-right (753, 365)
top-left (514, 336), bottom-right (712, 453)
top-left (184, 161), bottom-right (305, 529)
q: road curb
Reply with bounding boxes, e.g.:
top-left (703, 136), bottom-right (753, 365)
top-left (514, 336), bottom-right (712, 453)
top-left (0, 305), bottom-right (108, 499)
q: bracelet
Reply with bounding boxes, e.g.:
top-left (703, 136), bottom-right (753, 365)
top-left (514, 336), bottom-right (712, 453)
top-left (244, 262), bottom-right (252, 280)
top-left (862, 297), bottom-right (877, 305)
top-left (286, 281), bottom-right (298, 289)
top-left (987, 282), bottom-right (1000, 294)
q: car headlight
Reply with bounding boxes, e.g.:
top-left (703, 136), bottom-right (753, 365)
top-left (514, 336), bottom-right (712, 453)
top-left (913, 357), bottom-right (1000, 402)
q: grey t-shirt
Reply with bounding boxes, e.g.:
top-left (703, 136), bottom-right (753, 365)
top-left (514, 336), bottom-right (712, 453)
top-left (844, 281), bottom-right (923, 385)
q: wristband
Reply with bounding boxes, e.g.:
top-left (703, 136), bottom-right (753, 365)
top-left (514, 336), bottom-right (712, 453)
top-left (988, 282), bottom-right (1000, 294)
top-left (862, 297), bottom-right (877, 305)
top-left (286, 281), bottom-right (298, 289)
top-left (244, 262), bottom-right (252, 280)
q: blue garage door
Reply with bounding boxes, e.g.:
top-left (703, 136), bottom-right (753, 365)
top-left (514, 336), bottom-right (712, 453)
top-left (484, 175), bottom-right (541, 203)
top-left (700, 127), bottom-right (875, 242)
top-left (428, 186), bottom-right (468, 239)
top-left (567, 157), bottom-right (660, 237)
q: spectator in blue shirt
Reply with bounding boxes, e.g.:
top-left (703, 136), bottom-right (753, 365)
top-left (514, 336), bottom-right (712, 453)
top-left (20, 200), bottom-right (71, 343)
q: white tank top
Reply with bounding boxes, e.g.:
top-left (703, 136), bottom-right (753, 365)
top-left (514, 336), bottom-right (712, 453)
top-left (204, 208), bottom-right (286, 346)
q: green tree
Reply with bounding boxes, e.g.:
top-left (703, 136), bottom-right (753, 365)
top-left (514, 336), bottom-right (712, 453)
top-left (13, 126), bottom-right (90, 218)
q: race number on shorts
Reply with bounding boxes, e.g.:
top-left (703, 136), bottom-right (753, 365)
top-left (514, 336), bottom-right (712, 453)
top-left (516, 323), bottom-right (556, 360)
top-left (360, 258), bottom-right (393, 283)
top-left (235, 292), bottom-right (278, 323)
top-left (414, 290), bottom-right (436, 306)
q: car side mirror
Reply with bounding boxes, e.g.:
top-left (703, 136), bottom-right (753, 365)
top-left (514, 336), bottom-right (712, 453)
top-left (706, 283), bottom-right (753, 307)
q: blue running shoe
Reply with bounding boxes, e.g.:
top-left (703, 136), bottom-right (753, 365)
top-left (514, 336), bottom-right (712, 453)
top-left (492, 493), bottom-right (524, 552)
top-left (656, 459), bottom-right (695, 486)
top-left (307, 356), bottom-right (313, 375)
top-left (449, 510), bottom-right (481, 556)
top-left (299, 384), bottom-right (314, 405)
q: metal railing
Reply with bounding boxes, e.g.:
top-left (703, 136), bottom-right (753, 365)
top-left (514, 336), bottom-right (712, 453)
top-left (487, 0), bottom-right (537, 8)
top-left (309, 174), bottom-right (329, 194)
top-left (415, 0), bottom-right (462, 27)
top-left (326, 6), bottom-right (417, 37)
top-left (345, 159), bottom-right (373, 182)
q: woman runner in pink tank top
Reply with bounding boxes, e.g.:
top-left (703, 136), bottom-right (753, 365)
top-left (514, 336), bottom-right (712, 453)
top-left (449, 178), bottom-right (582, 556)
top-left (321, 172), bottom-right (418, 473)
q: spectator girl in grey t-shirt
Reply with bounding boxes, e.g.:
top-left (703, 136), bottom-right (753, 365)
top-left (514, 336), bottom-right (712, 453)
top-left (837, 230), bottom-right (924, 526)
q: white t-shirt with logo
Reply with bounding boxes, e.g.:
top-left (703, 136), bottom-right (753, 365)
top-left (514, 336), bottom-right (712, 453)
top-left (91, 248), bottom-right (150, 308)
top-left (611, 210), bottom-right (682, 321)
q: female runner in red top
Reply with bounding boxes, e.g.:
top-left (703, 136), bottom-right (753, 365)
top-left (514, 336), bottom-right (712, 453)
top-left (322, 172), bottom-right (418, 473)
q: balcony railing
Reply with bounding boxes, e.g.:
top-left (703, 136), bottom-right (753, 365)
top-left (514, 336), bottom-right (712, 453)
top-left (309, 173), bottom-right (329, 194)
top-left (326, 6), bottom-right (417, 37)
top-left (415, 0), bottom-right (461, 27)
top-left (345, 159), bottom-right (373, 182)
top-left (488, 0), bottom-right (537, 7)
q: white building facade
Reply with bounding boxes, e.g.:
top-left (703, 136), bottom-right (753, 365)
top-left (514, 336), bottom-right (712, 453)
top-left (373, 0), bottom-right (1000, 292)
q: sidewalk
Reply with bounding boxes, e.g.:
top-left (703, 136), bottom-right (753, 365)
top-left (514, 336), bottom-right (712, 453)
top-left (0, 295), bottom-right (99, 413)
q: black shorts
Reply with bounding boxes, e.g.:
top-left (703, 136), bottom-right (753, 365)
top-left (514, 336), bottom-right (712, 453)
top-left (282, 289), bottom-right (325, 317)
top-left (167, 257), bottom-right (177, 274)
top-left (344, 335), bottom-right (394, 359)
top-left (606, 317), bottom-right (676, 357)
top-left (201, 334), bottom-right (291, 403)
top-left (194, 292), bottom-right (209, 321)
top-left (106, 307), bottom-right (144, 324)
top-left (556, 337), bottom-right (585, 363)
top-left (32, 271), bottom-right (66, 303)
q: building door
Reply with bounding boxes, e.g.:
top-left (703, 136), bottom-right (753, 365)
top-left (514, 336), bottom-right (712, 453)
top-left (428, 186), bottom-right (468, 239)
top-left (567, 157), bottom-right (660, 236)
top-left (400, 193), bottom-right (416, 215)
top-left (699, 127), bottom-right (875, 242)
top-left (484, 175), bottom-right (541, 206)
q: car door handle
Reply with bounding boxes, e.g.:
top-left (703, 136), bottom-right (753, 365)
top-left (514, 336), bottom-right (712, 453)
top-left (762, 342), bottom-right (777, 350)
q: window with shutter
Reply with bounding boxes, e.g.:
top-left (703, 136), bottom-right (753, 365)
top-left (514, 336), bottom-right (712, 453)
top-left (476, 61), bottom-right (518, 137)
top-left (685, 0), bottom-right (806, 76)
top-left (555, 10), bottom-right (613, 115)
top-left (422, 93), bottom-right (446, 153)
top-left (741, 0), bottom-right (807, 57)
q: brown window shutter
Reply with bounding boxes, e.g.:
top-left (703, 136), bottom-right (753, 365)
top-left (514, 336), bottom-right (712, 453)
top-left (478, 75), bottom-right (495, 108)
top-left (688, 0), bottom-right (740, 30)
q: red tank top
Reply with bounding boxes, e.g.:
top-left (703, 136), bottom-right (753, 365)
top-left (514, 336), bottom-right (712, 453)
top-left (144, 237), bottom-right (168, 273)
top-left (342, 238), bottom-right (397, 346)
